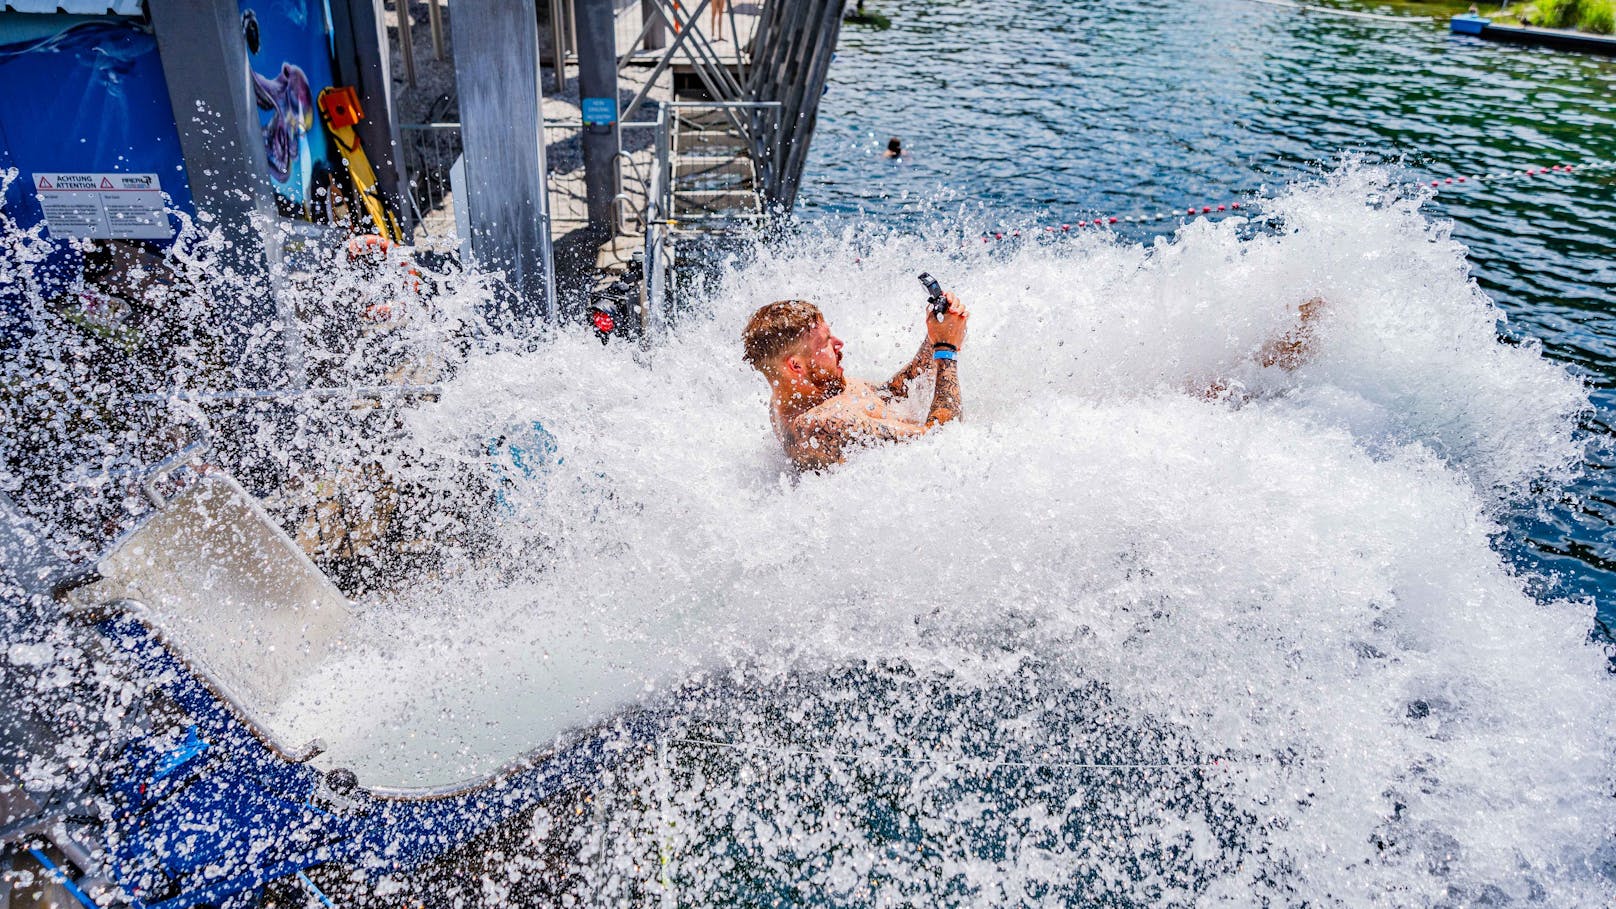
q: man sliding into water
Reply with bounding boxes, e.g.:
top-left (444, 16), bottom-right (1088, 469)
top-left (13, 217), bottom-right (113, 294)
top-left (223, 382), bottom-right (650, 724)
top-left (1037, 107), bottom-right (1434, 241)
top-left (742, 293), bottom-right (1321, 471)
top-left (742, 293), bottom-right (970, 471)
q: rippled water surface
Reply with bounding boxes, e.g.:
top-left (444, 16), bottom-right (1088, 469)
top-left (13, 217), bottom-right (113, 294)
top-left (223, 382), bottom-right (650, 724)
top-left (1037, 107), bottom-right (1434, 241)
top-left (803, 0), bottom-right (1616, 617)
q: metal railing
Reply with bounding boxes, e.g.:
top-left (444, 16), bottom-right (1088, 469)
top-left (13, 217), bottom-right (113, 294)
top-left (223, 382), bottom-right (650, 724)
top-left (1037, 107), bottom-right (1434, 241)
top-left (619, 109), bottom-right (669, 225)
top-left (542, 119), bottom-right (588, 234)
top-left (550, 0), bottom-right (691, 66)
top-left (545, 109), bottom-right (668, 241)
top-left (394, 98), bottom-right (768, 328)
top-left (397, 115), bottom-right (666, 246)
top-left (398, 123), bottom-right (463, 238)
top-left (640, 105), bottom-right (673, 327)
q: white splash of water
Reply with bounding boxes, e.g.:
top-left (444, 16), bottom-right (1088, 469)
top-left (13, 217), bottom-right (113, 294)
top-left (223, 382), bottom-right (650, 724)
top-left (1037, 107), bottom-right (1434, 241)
top-left (266, 167), bottom-right (1612, 904)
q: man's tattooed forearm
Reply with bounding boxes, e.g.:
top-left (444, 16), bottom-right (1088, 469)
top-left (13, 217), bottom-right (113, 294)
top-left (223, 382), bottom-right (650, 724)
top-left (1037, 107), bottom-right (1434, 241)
top-left (885, 341), bottom-right (935, 398)
top-left (927, 359), bottom-right (961, 426)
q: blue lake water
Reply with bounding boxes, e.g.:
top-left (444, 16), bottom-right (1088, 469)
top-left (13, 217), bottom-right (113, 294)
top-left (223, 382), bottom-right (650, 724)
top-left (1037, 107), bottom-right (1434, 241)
top-left (802, 0), bottom-right (1616, 625)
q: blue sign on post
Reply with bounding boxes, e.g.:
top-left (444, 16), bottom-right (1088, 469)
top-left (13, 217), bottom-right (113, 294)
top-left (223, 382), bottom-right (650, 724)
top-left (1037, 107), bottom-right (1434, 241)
top-left (581, 96), bottom-right (617, 125)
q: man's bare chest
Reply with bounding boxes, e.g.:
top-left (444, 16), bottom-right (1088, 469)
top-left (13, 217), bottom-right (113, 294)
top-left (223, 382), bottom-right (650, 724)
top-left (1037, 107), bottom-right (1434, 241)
top-left (821, 382), bottom-right (891, 420)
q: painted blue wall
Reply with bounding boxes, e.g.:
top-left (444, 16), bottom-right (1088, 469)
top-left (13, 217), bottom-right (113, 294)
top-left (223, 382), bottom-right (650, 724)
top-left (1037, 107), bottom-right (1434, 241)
top-left (0, 14), bottom-right (193, 319)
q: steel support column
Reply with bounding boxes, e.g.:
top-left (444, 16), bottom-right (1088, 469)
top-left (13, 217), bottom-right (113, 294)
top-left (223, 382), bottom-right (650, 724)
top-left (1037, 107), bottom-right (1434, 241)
top-left (146, 0), bottom-right (304, 387)
top-left (574, 0), bottom-right (621, 235)
top-left (450, 0), bottom-right (557, 324)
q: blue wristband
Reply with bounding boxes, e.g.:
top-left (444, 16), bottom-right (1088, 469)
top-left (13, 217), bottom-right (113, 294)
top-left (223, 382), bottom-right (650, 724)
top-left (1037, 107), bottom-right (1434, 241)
top-left (932, 348), bottom-right (957, 361)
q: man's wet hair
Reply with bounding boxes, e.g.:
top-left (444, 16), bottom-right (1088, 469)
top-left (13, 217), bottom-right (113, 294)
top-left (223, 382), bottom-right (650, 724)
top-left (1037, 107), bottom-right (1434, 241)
top-left (742, 299), bottom-right (822, 373)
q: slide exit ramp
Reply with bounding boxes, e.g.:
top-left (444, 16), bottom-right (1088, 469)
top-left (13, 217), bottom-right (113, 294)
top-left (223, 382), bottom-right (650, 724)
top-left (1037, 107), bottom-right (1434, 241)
top-left (1, 454), bottom-right (647, 908)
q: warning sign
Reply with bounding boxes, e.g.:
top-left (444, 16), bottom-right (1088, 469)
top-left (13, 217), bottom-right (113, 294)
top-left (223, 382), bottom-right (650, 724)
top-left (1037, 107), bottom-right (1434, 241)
top-left (33, 172), bottom-right (171, 240)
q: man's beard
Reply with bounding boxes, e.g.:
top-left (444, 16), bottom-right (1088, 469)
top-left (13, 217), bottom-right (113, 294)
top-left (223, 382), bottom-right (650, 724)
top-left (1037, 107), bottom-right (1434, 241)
top-left (809, 364), bottom-right (845, 398)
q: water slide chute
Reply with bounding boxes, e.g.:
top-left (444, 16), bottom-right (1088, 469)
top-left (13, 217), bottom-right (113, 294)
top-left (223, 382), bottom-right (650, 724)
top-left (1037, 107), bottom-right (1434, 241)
top-left (1, 458), bottom-right (642, 908)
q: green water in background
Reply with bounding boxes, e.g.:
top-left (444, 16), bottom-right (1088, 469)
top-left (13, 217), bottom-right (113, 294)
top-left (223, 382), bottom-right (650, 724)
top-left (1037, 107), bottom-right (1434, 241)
top-left (800, 0), bottom-right (1616, 622)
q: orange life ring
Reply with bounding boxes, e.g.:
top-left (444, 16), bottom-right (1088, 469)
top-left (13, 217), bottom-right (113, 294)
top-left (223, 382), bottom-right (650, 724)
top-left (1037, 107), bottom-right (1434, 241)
top-left (346, 234), bottom-right (422, 320)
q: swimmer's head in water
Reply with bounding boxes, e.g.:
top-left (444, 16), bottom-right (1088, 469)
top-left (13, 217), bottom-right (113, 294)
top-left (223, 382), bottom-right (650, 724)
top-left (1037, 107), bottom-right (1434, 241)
top-left (887, 137), bottom-right (902, 156)
top-left (742, 299), bottom-right (845, 392)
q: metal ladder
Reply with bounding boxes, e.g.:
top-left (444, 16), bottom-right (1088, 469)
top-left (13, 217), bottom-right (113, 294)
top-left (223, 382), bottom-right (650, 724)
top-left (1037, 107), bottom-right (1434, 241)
top-left (668, 105), bottom-right (765, 230)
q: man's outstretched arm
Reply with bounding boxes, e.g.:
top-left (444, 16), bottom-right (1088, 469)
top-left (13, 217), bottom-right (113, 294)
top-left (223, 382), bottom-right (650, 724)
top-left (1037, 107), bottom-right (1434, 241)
top-left (788, 411), bottom-right (927, 470)
top-left (1256, 297), bottom-right (1325, 371)
top-left (888, 290), bottom-right (970, 404)
top-left (924, 290), bottom-right (967, 425)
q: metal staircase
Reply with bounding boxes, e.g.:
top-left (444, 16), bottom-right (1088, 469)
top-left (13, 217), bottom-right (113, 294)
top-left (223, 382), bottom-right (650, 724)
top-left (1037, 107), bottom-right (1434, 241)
top-left (667, 104), bottom-right (772, 231)
top-left (570, 0), bottom-right (843, 327)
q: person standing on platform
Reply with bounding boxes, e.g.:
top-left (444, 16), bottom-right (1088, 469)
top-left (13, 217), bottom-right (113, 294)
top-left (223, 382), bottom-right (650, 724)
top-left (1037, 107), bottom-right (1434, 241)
top-left (711, 0), bottom-right (726, 40)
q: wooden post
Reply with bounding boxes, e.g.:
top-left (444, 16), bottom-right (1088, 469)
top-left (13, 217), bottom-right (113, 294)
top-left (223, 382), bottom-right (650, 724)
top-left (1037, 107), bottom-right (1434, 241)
top-left (642, 0), bottom-right (666, 49)
top-left (428, 0), bottom-right (445, 60)
top-left (551, 0), bottom-right (570, 91)
top-left (779, 0), bottom-right (843, 208)
top-left (395, 0), bottom-right (417, 88)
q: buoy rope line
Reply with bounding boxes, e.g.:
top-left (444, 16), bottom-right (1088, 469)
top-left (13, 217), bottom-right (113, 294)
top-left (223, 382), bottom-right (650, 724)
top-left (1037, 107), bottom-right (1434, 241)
top-left (670, 736), bottom-right (1227, 773)
top-left (973, 157), bottom-right (1616, 243)
top-left (1232, 0), bottom-right (1434, 24)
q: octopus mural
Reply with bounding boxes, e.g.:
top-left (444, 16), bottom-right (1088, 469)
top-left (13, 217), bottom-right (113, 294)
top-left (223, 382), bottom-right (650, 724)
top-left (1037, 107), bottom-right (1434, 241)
top-left (240, 1), bottom-right (337, 217)
top-left (252, 61), bottom-right (316, 187)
